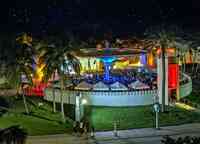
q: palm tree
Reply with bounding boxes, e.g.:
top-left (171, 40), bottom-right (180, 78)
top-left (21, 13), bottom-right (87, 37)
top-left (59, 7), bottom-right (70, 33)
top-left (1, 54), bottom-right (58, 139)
top-left (174, 41), bottom-right (192, 74)
top-left (39, 36), bottom-right (81, 122)
top-left (0, 32), bottom-right (34, 114)
top-left (194, 48), bottom-right (200, 76)
top-left (33, 40), bottom-right (59, 113)
top-left (191, 48), bottom-right (198, 75)
top-left (0, 32), bottom-right (17, 78)
top-left (38, 41), bottom-right (59, 113)
top-left (187, 32), bottom-right (200, 76)
top-left (145, 26), bottom-right (182, 112)
top-left (6, 34), bottom-right (35, 115)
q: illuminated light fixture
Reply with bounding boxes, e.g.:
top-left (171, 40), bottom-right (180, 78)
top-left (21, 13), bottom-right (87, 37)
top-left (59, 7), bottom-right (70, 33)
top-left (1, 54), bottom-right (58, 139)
top-left (148, 52), bottom-right (154, 66)
top-left (153, 47), bottom-right (157, 50)
top-left (178, 59), bottom-right (182, 65)
top-left (119, 57), bottom-right (128, 61)
top-left (100, 56), bottom-right (117, 63)
top-left (81, 99), bottom-right (87, 105)
top-left (96, 44), bottom-right (103, 50)
top-left (119, 48), bottom-right (126, 52)
top-left (156, 48), bottom-right (161, 55)
top-left (168, 48), bottom-right (175, 54)
top-left (129, 61), bottom-right (143, 67)
top-left (157, 48), bottom-right (175, 56)
top-left (35, 63), bottom-right (45, 82)
top-left (140, 53), bottom-right (147, 65)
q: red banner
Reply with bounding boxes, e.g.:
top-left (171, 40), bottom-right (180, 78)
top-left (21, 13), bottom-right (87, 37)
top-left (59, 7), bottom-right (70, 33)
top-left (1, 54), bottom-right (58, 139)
top-left (168, 64), bottom-right (179, 89)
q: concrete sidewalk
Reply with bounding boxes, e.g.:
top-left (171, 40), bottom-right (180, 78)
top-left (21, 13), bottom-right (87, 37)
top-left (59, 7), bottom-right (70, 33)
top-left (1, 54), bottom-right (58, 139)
top-left (27, 123), bottom-right (200, 144)
top-left (94, 123), bottom-right (200, 140)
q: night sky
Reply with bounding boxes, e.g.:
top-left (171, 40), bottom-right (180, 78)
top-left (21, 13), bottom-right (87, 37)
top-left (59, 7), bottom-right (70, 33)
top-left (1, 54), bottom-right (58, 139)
top-left (0, 0), bottom-right (200, 36)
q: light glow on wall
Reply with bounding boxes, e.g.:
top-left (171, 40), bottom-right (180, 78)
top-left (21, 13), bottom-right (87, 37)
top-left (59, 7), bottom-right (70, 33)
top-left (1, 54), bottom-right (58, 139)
top-left (175, 102), bottom-right (195, 111)
top-left (140, 53), bottom-right (147, 65)
top-left (35, 63), bottom-right (45, 82)
top-left (78, 57), bottom-right (102, 73)
top-left (129, 61), bottom-right (143, 67)
top-left (156, 48), bottom-right (175, 57)
top-left (147, 51), bottom-right (154, 67)
top-left (33, 57), bottom-right (45, 83)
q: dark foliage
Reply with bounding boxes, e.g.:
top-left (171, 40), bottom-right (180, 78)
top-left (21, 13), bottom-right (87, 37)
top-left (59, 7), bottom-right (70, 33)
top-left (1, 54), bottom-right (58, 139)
top-left (0, 125), bottom-right (27, 144)
top-left (161, 135), bottom-right (200, 144)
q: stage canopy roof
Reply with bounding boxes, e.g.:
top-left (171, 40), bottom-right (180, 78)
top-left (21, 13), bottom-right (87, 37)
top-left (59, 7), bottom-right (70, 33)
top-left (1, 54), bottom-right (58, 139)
top-left (75, 81), bottom-right (93, 90)
top-left (128, 80), bottom-right (150, 89)
top-left (110, 81), bottom-right (128, 91)
top-left (93, 81), bottom-right (109, 90)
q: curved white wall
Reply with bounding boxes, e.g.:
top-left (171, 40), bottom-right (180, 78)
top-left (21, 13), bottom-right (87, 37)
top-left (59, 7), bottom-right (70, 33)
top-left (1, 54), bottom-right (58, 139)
top-left (44, 73), bottom-right (192, 106)
top-left (44, 89), bottom-right (157, 106)
top-left (179, 74), bottom-right (192, 98)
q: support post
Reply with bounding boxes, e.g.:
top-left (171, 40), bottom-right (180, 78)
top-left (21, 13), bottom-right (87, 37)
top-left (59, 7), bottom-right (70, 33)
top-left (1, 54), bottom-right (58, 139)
top-left (153, 103), bottom-right (160, 130)
top-left (157, 56), bottom-right (169, 111)
top-left (155, 111), bottom-right (159, 129)
top-left (75, 92), bottom-right (81, 122)
top-left (113, 122), bottom-right (118, 137)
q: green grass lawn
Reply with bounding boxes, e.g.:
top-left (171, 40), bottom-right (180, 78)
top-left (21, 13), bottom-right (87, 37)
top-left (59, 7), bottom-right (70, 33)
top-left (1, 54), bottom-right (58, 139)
top-left (1, 95), bottom-right (200, 135)
top-left (0, 113), bottom-right (69, 135)
top-left (0, 96), bottom-right (72, 136)
top-left (183, 90), bottom-right (200, 106)
top-left (85, 105), bottom-right (200, 131)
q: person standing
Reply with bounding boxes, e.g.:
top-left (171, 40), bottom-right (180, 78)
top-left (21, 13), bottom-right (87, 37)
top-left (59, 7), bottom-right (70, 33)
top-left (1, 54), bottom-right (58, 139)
top-left (79, 121), bottom-right (84, 136)
top-left (90, 125), bottom-right (95, 138)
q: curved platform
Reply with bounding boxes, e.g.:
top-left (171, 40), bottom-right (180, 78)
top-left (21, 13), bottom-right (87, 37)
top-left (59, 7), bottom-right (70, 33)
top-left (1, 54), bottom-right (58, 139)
top-left (44, 74), bottom-right (192, 106)
top-left (44, 89), bottom-right (157, 106)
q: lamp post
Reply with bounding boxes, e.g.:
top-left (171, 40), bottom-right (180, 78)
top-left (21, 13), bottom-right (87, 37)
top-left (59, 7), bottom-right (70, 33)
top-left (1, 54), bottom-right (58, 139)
top-left (113, 121), bottom-right (118, 137)
top-left (20, 73), bottom-right (30, 114)
top-left (153, 91), bottom-right (160, 130)
top-left (153, 102), bottom-right (160, 130)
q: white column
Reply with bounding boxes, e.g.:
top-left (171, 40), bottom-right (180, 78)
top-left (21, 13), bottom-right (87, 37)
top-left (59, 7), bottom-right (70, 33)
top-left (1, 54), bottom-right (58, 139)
top-left (75, 92), bottom-right (80, 122)
top-left (157, 56), bottom-right (169, 105)
top-left (165, 56), bottom-right (168, 105)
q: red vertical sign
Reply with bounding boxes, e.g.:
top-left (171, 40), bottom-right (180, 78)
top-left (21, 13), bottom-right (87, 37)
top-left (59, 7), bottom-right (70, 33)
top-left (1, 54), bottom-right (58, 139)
top-left (168, 64), bottom-right (179, 89)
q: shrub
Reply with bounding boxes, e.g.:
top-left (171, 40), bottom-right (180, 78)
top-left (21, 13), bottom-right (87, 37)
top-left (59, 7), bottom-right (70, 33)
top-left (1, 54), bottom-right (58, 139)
top-left (0, 125), bottom-right (27, 144)
top-left (161, 135), bottom-right (200, 144)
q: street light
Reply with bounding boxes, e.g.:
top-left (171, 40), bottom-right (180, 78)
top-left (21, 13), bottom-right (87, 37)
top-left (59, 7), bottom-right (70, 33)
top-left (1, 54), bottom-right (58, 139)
top-left (20, 73), bottom-right (30, 114)
top-left (153, 91), bottom-right (160, 130)
top-left (81, 99), bottom-right (87, 105)
top-left (153, 102), bottom-right (160, 130)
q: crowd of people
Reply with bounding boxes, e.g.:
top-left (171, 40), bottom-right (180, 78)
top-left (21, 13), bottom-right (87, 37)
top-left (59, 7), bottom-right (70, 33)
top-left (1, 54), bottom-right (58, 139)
top-left (72, 118), bottom-right (95, 138)
top-left (71, 69), bottom-right (157, 90)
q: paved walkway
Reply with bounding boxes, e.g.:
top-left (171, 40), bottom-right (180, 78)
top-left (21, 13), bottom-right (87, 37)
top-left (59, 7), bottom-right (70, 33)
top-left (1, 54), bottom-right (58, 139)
top-left (27, 123), bottom-right (200, 144)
